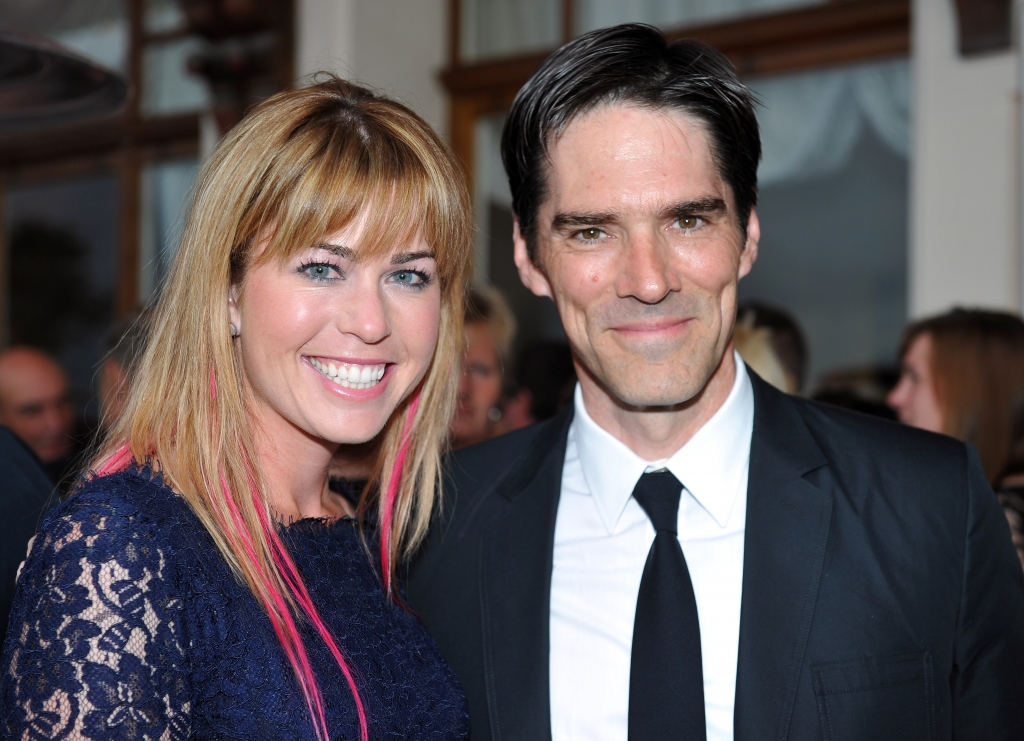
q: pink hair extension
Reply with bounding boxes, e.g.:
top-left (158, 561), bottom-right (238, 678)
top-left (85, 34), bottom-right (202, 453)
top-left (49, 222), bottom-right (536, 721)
top-left (380, 393), bottom-right (421, 594)
top-left (95, 444), bottom-right (134, 477)
top-left (250, 480), bottom-right (370, 741)
top-left (218, 471), bottom-right (345, 741)
top-left (208, 363), bottom-right (368, 741)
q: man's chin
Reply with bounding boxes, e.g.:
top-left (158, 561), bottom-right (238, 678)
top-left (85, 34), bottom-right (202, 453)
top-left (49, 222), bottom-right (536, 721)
top-left (601, 377), bottom-right (706, 411)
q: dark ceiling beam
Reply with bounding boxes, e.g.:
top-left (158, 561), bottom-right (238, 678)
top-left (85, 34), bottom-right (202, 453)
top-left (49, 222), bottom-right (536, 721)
top-left (953, 0), bottom-right (1012, 56)
top-left (0, 113), bottom-right (200, 169)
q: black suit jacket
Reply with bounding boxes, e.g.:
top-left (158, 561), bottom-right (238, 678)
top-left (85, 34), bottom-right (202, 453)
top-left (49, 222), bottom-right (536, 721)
top-left (0, 427), bottom-right (57, 632)
top-left (408, 373), bottom-right (1024, 740)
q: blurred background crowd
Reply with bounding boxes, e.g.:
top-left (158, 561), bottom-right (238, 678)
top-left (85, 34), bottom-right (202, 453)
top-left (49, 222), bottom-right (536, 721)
top-left (3, 0), bottom-right (1024, 623)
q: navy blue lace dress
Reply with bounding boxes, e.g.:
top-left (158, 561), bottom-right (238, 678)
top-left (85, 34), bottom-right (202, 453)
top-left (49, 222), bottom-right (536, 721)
top-left (1, 467), bottom-right (469, 740)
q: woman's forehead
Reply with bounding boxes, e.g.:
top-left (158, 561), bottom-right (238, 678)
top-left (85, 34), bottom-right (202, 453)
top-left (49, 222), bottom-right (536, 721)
top-left (311, 224), bottom-right (433, 261)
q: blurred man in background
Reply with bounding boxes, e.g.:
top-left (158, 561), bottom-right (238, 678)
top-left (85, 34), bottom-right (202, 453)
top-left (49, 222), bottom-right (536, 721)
top-left (97, 310), bottom-right (149, 430)
top-left (0, 346), bottom-right (78, 489)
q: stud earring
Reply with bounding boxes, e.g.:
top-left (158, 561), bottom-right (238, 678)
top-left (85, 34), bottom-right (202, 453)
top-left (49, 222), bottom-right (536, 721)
top-left (229, 323), bottom-right (239, 338)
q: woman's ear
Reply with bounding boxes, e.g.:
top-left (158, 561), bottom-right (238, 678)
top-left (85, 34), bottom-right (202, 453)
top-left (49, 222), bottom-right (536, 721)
top-left (228, 285), bottom-right (241, 337)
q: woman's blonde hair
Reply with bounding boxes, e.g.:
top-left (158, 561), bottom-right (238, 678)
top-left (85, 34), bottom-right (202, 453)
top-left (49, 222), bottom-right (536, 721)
top-left (93, 77), bottom-right (472, 740)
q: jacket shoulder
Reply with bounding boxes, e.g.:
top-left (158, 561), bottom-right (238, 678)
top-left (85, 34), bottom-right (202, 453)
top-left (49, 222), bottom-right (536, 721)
top-left (443, 410), bottom-right (571, 504)
top-left (789, 392), bottom-right (967, 469)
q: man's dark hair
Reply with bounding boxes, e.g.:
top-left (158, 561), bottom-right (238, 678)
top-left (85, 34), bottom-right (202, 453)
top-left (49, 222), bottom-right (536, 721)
top-left (501, 23), bottom-right (761, 262)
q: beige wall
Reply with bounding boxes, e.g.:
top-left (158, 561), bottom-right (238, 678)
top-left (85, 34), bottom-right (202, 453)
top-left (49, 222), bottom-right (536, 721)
top-left (295, 0), bottom-right (448, 137)
top-left (910, 0), bottom-right (1020, 317)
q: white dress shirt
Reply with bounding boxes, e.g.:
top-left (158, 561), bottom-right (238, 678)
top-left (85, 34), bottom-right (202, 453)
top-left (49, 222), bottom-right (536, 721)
top-left (550, 354), bottom-right (754, 741)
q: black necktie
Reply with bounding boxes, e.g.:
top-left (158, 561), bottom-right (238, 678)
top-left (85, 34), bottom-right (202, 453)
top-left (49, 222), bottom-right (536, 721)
top-left (627, 470), bottom-right (706, 741)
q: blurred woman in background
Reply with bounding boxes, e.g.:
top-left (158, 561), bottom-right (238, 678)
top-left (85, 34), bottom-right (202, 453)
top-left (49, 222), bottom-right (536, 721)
top-left (2, 79), bottom-right (472, 739)
top-left (888, 308), bottom-right (1024, 568)
top-left (450, 287), bottom-right (516, 449)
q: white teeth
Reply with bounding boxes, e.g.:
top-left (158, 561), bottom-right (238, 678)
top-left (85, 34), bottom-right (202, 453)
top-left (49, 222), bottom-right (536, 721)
top-left (309, 358), bottom-right (387, 389)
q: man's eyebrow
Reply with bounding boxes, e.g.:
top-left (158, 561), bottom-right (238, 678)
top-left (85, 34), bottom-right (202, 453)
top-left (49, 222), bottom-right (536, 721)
top-left (666, 197), bottom-right (728, 218)
top-left (315, 242), bottom-right (353, 258)
top-left (391, 251), bottom-right (435, 265)
top-left (551, 211), bottom-right (618, 230)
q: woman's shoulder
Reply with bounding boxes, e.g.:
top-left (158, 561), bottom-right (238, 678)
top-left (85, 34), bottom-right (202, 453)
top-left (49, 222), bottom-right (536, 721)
top-left (37, 466), bottom-right (206, 567)
top-left (52, 465), bottom-right (189, 520)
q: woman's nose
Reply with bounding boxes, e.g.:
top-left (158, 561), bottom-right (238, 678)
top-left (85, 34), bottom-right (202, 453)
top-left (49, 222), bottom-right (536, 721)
top-left (339, 281), bottom-right (391, 344)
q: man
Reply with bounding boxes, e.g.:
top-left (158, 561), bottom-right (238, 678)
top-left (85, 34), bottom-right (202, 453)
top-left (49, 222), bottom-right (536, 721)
top-left (97, 310), bottom-right (149, 429)
top-left (0, 346), bottom-right (78, 487)
top-left (0, 427), bottom-right (55, 631)
top-left (408, 24), bottom-right (1024, 741)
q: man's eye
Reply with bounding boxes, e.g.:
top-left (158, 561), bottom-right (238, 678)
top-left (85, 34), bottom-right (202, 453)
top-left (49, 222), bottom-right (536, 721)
top-left (578, 228), bottom-right (604, 241)
top-left (679, 216), bottom-right (701, 229)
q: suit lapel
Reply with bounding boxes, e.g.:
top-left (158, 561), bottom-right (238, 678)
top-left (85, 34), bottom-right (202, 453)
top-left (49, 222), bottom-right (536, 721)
top-left (480, 407), bottom-right (573, 741)
top-left (734, 374), bottom-right (834, 741)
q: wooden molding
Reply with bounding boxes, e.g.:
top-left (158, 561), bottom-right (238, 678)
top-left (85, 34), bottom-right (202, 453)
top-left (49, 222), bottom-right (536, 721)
top-left (443, 0), bottom-right (909, 98)
top-left (0, 114), bottom-right (200, 170)
top-left (953, 0), bottom-right (1012, 56)
top-left (672, 0), bottom-right (909, 76)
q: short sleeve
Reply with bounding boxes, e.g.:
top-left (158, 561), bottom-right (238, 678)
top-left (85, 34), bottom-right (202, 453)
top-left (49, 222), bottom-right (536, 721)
top-left (1, 492), bottom-right (192, 740)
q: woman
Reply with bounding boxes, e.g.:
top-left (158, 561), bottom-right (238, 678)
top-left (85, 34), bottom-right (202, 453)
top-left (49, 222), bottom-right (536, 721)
top-left (449, 288), bottom-right (515, 449)
top-left (887, 308), bottom-right (1024, 567)
top-left (2, 79), bottom-right (472, 740)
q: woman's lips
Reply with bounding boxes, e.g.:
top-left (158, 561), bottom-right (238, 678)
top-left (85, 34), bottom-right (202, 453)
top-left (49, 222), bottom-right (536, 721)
top-left (305, 357), bottom-right (393, 400)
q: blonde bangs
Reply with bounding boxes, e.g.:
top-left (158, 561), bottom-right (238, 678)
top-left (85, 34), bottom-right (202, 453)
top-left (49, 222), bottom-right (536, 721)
top-left (234, 99), bottom-right (469, 296)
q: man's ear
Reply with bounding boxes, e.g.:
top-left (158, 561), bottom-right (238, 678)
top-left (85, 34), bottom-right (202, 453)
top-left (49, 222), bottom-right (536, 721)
top-left (738, 208), bottom-right (760, 280)
top-left (513, 217), bottom-right (554, 299)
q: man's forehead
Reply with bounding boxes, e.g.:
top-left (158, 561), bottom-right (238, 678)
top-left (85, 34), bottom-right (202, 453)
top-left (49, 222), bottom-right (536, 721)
top-left (541, 103), bottom-right (731, 214)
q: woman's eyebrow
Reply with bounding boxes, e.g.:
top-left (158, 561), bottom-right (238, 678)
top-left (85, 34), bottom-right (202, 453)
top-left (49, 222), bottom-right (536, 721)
top-left (391, 251), bottom-right (435, 265)
top-left (316, 242), bottom-right (353, 258)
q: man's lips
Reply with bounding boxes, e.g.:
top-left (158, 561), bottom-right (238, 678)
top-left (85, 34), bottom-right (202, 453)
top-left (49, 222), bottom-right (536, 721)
top-left (610, 317), bottom-right (693, 334)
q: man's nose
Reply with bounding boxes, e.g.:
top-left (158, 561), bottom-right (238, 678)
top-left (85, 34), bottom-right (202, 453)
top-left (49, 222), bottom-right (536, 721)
top-left (614, 231), bottom-right (679, 304)
top-left (41, 403), bottom-right (70, 435)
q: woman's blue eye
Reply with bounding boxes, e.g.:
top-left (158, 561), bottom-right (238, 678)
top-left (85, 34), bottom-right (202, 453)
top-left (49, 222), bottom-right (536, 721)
top-left (302, 263), bottom-right (338, 281)
top-left (392, 270), bottom-right (427, 287)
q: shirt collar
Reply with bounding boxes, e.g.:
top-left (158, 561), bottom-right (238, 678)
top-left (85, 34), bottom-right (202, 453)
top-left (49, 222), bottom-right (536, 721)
top-left (572, 351), bottom-right (754, 533)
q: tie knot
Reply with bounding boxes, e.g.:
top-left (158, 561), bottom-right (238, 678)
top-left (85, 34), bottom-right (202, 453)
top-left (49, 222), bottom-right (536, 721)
top-left (631, 470), bottom-right (683, 533)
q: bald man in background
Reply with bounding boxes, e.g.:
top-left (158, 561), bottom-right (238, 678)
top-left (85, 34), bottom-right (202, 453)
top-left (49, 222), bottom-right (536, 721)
top-left (0, 346), bottom-right (79, 489)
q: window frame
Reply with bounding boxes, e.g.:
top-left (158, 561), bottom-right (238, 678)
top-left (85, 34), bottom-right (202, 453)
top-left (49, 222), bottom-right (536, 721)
top-left (442, 0), bottom-right (911, 192)
top-left (0, 0), bottom-right (294, 346)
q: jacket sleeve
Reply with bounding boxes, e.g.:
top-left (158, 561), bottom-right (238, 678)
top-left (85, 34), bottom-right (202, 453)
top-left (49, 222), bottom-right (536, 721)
top-left (952, 445), bottom-right (1024, 739)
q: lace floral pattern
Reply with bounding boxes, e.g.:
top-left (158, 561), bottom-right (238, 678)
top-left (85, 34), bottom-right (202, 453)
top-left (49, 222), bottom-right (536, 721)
top-left (2, 469), bottom-right (469, 740)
